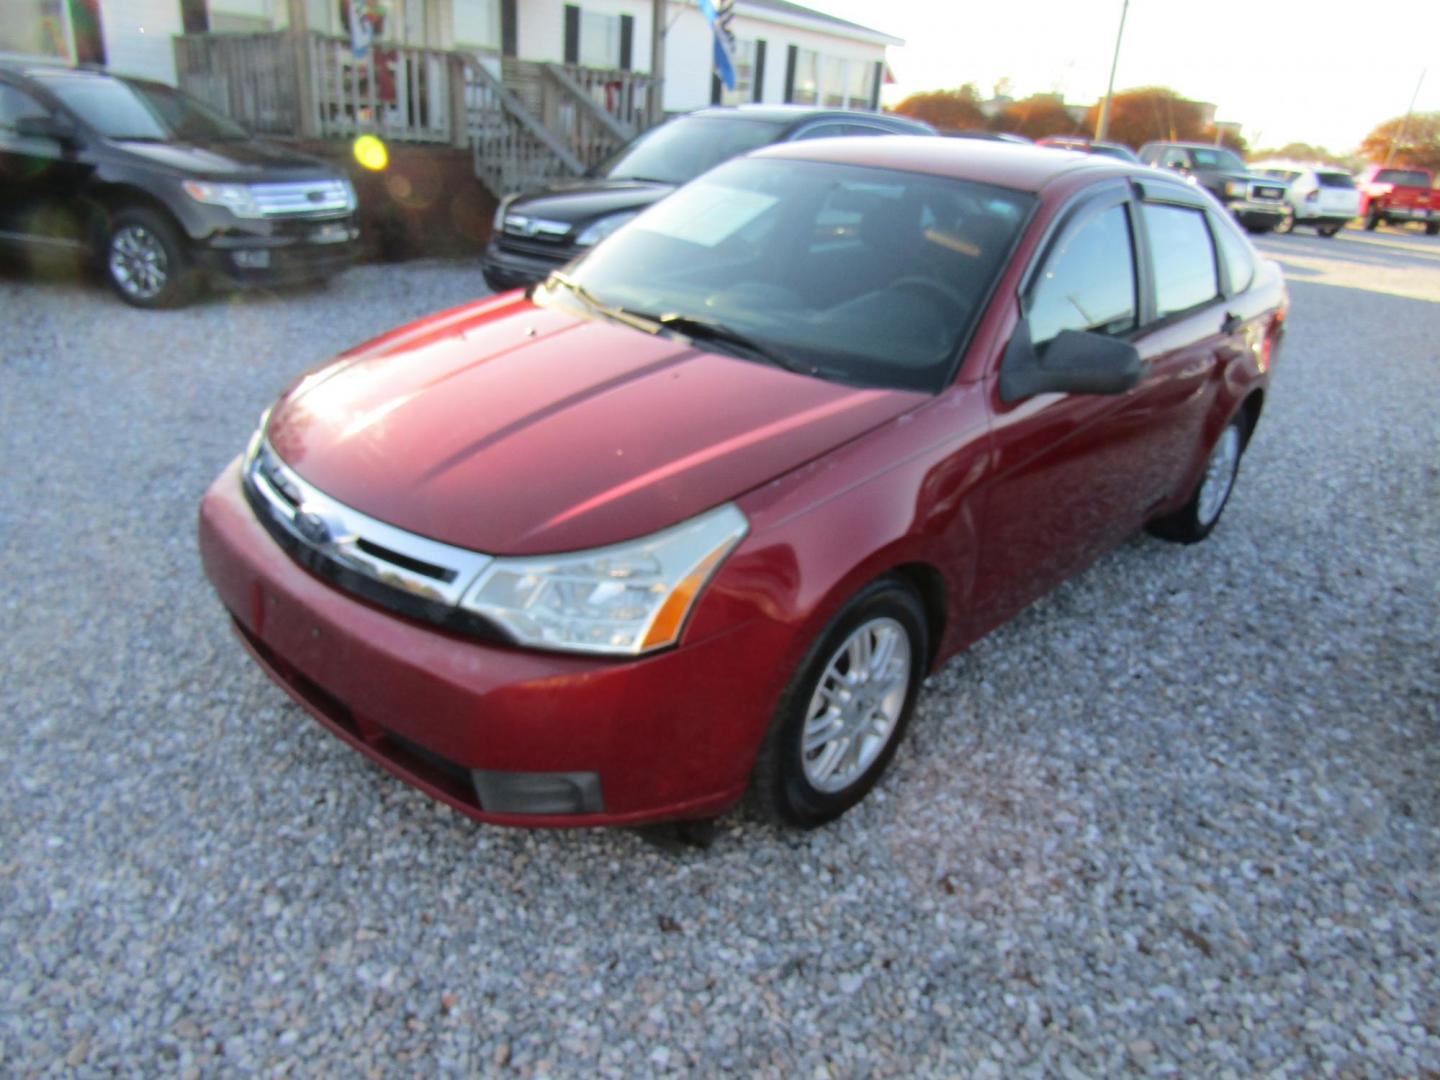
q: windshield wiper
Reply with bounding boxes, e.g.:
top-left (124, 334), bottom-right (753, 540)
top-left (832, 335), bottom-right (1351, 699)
top-left (543, 272), bottom-right (661, 335)
top-left (651, 313), bottom-right (815, 377)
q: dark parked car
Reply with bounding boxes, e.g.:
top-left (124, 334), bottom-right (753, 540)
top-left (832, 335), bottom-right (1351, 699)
top-left (0, 59), bottom-right (359, 308)
top-left (1037, 135), bottom-right (1140, 163)
top-left (201, 138), bottom-right (1287, 830)
top-left (1138, 141), bottom-right (1288, 232)
top-left (480, 105), bottom-right (933, 292)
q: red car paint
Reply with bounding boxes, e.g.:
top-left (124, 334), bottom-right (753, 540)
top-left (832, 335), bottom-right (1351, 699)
top-left (1356, 164), bottom-right (1437, 229)
top-left (199, 140), bottom-right (1287, 827)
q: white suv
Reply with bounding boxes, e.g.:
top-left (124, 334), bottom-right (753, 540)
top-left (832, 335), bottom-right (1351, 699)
top-left (1249, 160), bottom-right (1361, 237)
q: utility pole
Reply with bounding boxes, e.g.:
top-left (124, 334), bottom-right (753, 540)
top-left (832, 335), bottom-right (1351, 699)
top-left (647, 0), bottom-right (666, 129)
top-left (1094, 0), bottom-right (1130, 142)
top-left (1384, 67), bottom-right (1426, 167)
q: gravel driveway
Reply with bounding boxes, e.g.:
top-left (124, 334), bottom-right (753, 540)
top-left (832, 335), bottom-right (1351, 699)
top-left (2, 232), bottom-right (1437, 1076)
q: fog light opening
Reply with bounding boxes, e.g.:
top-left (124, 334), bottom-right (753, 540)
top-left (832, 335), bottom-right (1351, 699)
top-left (471, 770), bottom-right (604, 815)
top-left (232, 249), bottom-right (272, 269)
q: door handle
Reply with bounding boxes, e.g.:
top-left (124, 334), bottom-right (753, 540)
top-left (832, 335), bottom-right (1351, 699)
top-left (1221, 311), bottom-right (1243, 335)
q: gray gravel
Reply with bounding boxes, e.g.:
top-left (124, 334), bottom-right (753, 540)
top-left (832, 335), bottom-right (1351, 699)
top-left (2, 233), bottom-right (1438, 1077)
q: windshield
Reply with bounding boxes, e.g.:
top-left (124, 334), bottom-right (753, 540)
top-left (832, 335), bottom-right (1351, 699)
top-left (1374, 169), bottom-right (1430, 187)
top-left (1191, 147), bottom-right (1246, 172)
top-left (40, 75), bottom-right (248, 142)
top-left (600, 115), bottom-right (785, 185)
top-left (552, 157), bottom-right (1034, 392)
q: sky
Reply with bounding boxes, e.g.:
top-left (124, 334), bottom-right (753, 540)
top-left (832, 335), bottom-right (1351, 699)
top-left (808, 0), bottom-right (1439, 152)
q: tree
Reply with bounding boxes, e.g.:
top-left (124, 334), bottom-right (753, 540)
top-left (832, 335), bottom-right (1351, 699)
top-left (995, 94), bottom-right (1084, 140)
top-left (1359, 112), bottom-right (1440, 171)
top-left (894, 84), bottom-right (986, 132)
top-left (1204, 125), bottom-right (1248, 157)
top-left (1247, 142), bottom-right (1361, 170)
top-left (1087, 87), bottom-right (1205, 148)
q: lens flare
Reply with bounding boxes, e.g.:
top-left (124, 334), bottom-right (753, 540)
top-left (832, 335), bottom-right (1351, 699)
top-left (353, 134), bottom-right (389, 171)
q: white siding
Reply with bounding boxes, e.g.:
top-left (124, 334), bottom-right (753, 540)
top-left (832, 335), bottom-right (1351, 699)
top-left (98, 0), bottom-right (184, 84)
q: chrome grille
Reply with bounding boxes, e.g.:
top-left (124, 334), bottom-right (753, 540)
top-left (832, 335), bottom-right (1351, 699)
top-left (250, 180), bottom-right (355, 218)
top-left (245, 437), bottom-right (491, 606)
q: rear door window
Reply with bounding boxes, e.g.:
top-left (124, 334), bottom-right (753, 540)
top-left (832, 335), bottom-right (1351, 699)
top-left (1141, 203), bottom-right (1220, 319)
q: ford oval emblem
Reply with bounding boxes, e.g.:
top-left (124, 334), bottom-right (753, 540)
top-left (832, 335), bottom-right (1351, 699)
top-left (295, 511), bottom-right (331, 545)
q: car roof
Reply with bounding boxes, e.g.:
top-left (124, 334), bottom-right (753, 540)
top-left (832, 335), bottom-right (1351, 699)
top-left (1141, 141), bottom-right (1238, 151)
top-left (752, 135), bottom-right (1131, 193)
top-left (684, 104), bottom-right (931, 131)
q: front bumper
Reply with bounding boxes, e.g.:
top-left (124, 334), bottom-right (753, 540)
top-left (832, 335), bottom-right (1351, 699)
top-left (198, 458), bottom-right (770, 827)
top-left (195, 221), bottom-right (360, 287)
top-left (480, 240), bottom-right (570, 292)
top-left (1228, 201), bottom-right (1288, 228)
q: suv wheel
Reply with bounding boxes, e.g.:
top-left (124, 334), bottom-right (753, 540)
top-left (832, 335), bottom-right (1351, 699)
top-left (105, 208), bottom-right (193, 309)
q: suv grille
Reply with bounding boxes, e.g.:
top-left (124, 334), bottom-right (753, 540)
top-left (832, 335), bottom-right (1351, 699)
top-left (1250, 183), bottom-right (1286, 203)
top-left (250, 180), bottom-right (354, 218)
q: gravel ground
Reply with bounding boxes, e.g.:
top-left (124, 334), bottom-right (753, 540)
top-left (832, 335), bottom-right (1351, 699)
top-left (1, 232), bottom-right (1438, 1077)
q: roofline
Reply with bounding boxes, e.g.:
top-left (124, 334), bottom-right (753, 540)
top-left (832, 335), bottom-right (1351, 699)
top-left (734, 0), bottom-right (903, 47)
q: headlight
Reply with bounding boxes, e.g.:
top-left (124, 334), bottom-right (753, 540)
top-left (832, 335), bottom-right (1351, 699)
top-left (492, 194), bottom-right (515, 233)
top-left (340, 177), bottom-right (358, 211)
top-left (575, 211), bottom-right (639, 247)
top-left (459, 503), bottom-right (748, 656)
top-left (1224, 180), bottom-right (1246, 198)
top-left (182, 179), bottom-right (262, 218)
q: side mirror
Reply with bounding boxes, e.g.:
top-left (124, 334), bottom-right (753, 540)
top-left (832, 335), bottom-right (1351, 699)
top-left (999, 322), bottom-right (1143, 403)
top-left (15, 114), bottom-right (75, 145)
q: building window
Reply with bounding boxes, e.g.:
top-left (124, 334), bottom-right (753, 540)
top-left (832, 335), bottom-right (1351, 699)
top-left (846, 59), bottom-right (871, 109)
top-left (791, 47), bottom-right (818, 104)
top-left (720, 38), bottom-right (756, 105)
top-left (821, 55), bottom-right (845, 106)
top-left (579, 9), bottom-right (621, 69)
top-left (454, 0), bottom-right (500, 49)
top-left (0, 0), bottom-right (72, 60)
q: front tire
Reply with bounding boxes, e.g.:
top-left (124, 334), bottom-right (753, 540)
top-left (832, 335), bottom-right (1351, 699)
top-left (105, 207), bottom-right (193, 309)
top-left (1146, 413), bottom-right (1247, 544)
top-left (751, 579), bottom-right (928, 828)
top-left (1364, 206), bottom-right (1382, 231)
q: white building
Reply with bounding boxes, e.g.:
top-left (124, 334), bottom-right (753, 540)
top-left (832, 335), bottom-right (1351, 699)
top-left (2, 0), bottom-right (898, 114)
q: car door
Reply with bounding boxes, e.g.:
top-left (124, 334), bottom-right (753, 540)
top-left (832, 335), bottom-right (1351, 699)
top-left (972, 181), bottom-right (1221, 631)
top-left (0, 80), bottom-right (90, 250)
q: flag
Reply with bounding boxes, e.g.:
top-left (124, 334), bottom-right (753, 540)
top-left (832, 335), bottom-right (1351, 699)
top-left (699, 0), bottom-right (737, 91)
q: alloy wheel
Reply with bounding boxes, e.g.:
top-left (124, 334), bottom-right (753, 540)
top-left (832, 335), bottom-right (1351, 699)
top-left (109, 225), bottom-right (170, 301)
top-left (800, 616), bottom-right (912, 793)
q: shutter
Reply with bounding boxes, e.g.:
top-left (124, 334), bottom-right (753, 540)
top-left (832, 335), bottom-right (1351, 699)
top-left (783, 44), bottom-right (797, 104)
top-left (620, 14), bottom-right (634, 71)
top-left (752, 39), bottom-right (766, 102)
top-left (563, 5), bottom-right (580, 65)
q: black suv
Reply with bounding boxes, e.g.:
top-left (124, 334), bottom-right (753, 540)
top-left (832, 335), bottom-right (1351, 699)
top-left (482, 105), bottom-right (934, 292)
top-left (1138, 141), bottom-right (1288, 233)
top-left (0, 60), bottom-right (359, 307)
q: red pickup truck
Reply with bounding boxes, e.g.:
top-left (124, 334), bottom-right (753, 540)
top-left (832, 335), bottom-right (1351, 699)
top-left (1356, 165), bottom-right (1438, 234)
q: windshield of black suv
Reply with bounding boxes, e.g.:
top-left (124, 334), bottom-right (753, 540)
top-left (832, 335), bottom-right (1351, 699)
top-left (39, 74), bottom-right (248, 142)
top-left (547, 156), bottom-right (1034, 392)
top-left (600, 115), bottom-right (786, 185)
top-left (1190, 147), bottom-right (1246, 172)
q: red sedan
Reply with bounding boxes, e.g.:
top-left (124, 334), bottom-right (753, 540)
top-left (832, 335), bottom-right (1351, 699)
top-left (199, 139), bottom-right (1287, 828)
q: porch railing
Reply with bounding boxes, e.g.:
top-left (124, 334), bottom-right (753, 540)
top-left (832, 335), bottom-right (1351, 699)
top-left (173, 32), bottom-right (660, 194)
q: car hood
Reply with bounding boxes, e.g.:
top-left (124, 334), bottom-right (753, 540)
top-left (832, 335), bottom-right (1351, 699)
top-left (110, 138), bottom-right (337, 181)
top-left (266, 294), bottom-right (926, 555)
top-left (503, 180), bottom-right (675, 227)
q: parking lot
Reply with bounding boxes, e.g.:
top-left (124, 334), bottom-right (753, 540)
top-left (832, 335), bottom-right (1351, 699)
top-left (1, 229), bottom-right (1437, 1075)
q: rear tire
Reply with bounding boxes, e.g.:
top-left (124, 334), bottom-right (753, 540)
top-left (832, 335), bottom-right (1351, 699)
top-left (104, 207), bottom-right (193, 309)
top-left (1317, 224), bottom-right (1343, 238)
top-left (750, 578), bottom-right (928, 828)
top-left (1146, 412), bottom-right (1247, 544)
top-left (1426, 222), bottom-right (1439, 236)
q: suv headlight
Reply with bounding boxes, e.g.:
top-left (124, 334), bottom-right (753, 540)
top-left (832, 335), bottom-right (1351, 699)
top-left (575, 211), bottom-right (639, 247)
top-left (1224, 179), bottom-right (1246, 198)
top-left (459, 504), bottom-right (748, 656)
top-left (182, 179), bottom-right (262, 218)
